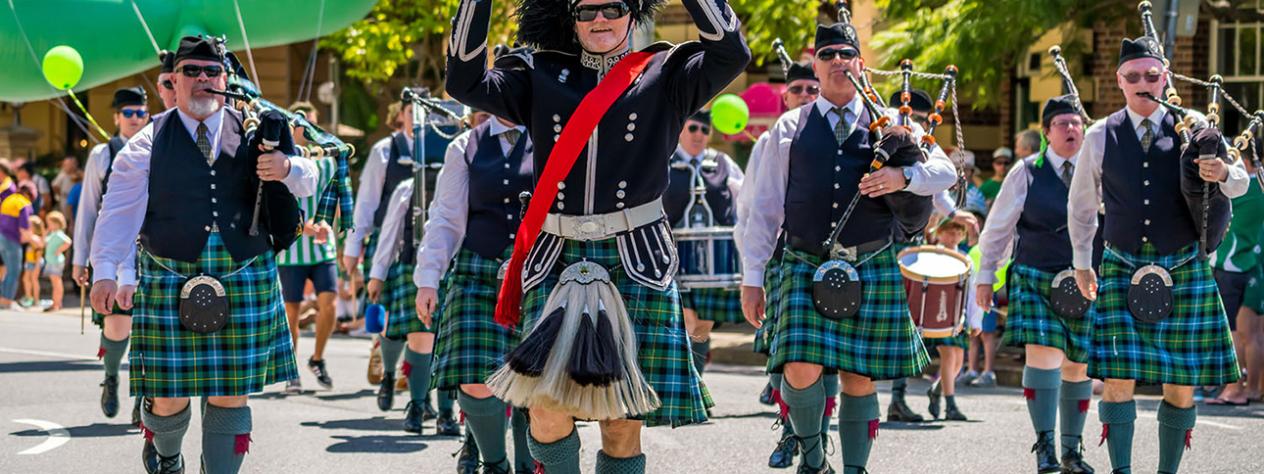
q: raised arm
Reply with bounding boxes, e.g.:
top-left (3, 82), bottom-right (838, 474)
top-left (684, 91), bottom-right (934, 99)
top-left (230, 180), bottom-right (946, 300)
top-left (668, 0), bottom-right (752, 114)
top-left (445, 0), bottom-right (534, 124)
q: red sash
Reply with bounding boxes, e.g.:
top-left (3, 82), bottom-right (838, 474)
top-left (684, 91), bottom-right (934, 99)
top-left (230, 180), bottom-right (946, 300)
top-left (495, 51), bottom-right (656, 327)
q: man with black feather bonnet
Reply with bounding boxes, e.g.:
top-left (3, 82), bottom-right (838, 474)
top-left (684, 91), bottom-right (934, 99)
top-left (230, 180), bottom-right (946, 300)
top-left (446, 0), bottom-right (749, 472)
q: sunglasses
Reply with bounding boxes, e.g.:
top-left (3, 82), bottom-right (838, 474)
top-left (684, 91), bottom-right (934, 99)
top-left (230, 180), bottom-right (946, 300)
top-left (120, 109), bottom-right (148, 119)
top-left (816, 47), bottom-right (859, 62)
top-left (177, 64), bottom-right (224, 78)
top-left (687, 124), bottom-right (711, 135)
top-left (160, 79), bottom-right (174, 90)
top-left (1120, 71), bottom-right (1163, 84)
top-left (574, 2), bottom-right (630, 22)
top-left (788, 84), bottom-right (821, 95)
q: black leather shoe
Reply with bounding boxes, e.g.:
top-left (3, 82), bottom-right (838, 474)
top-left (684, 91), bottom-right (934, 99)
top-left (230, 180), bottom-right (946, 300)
top-left (142, 439), bottom-right (158, 472)
top-left (377, 373), bottom-right (396, 412)
top-left (943, 404), bottom-right (968, 421)
top-left (760, 382), bottom-right (777, 406)
top-left (796, 460), bottom-right (835, 474)
top-left (101, 375), bottom-right (120, 418)
top-left (886, 395), bottom-right (925, 422)
top-left (402, 401), bottom-right (423, 434)
top-left (1032, 431), bottom-right (1061, 473)
top-left (437, 412), bottom-right (461, 436)
top-left (421, 392), bottom-right (439, 421)
top-left (768, 431), bottom-right (798, 468)
top-left (131, 397), bottom-right (143, 426)
top-left (926, 380), bottom-right (942, 420)
top-left (456, 431), bottom-right (480, 474)
top-left (1060, 444), bottom-right (1096, 474)
top-left (480, 458), bottom-right (512, 474)
top-left (145, 450), bottom-right (184, 474)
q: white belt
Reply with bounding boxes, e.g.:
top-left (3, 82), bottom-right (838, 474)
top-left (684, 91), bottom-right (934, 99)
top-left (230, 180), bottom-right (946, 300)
top-left (542, 198), bottom-right (664, 241)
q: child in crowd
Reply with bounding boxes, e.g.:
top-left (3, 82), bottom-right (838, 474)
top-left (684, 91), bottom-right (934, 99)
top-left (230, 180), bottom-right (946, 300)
top-left (42, 211), bottom-right (71, 311)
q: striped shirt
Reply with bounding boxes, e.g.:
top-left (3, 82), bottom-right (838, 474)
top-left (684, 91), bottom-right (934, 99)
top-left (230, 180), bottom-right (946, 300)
top-left (277, 156), bottom-right (338, 266)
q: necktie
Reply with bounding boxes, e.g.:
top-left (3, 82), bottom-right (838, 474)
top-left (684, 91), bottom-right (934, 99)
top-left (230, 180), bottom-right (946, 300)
top-left (196, 122), bottom-right (213, 164)
top-left (502, 130), bottom-right (521, 148)
top-left (1139, 118), bottom-right (1154, 153)
top-left (1060, 161), bottom-right (1074, 188)
top-left (833, 107), bottom-right (852, 144)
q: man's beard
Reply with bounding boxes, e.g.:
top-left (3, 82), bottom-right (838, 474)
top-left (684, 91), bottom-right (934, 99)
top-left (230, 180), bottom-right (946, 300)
top-left (187, 96), bottom-right (221, 117)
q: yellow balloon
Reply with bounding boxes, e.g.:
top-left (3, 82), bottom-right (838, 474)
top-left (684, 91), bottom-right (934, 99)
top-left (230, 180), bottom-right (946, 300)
top-left (42, 45), bottom-right (84, 91)
top-left (968, 245), bottom-right (1008, 291)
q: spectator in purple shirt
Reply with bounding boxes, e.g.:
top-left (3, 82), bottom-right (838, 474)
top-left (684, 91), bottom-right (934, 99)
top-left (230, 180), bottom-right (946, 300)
top-left (0, 162), bottom-right (32, 306)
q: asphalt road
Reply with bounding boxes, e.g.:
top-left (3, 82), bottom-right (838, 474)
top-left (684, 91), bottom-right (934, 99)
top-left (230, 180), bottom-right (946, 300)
top-left (2, 309), bottom-right (1261, 473)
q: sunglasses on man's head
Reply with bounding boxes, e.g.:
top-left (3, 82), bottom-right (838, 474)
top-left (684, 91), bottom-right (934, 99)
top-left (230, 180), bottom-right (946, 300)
top-left (687, 124), bottom-right (711, 135)
top-left (816, 47), bottom-right (859, 62)
top-left (788, 84), bottom-right (820, 95)
top-left (1120, 71), bottom-right (1163, 84)
top-left (120, 109), bottom-right (148, 119)
top-left (574, 2), bottom-right (630, 22)
top-left (177, 64), bottom-right (224, 78)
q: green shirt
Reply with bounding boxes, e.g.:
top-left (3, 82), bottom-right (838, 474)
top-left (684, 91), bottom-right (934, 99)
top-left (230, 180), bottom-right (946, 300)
top-left (277, 157), bottom-right (338, 266)
top-left (44, 229), bottom-right (70, 267)
top-left (1212, 179), bottom-right (1264, 272)
top-left (979, 178), bottom-right (1004, 201)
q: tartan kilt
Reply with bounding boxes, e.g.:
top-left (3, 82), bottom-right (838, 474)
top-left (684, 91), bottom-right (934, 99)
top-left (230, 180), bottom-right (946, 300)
top-left (682, 288), bottom-right (744, 324)
top-left (1089, 244), bottom-right (1240, 386)
top-left (91, 304), bottom-right (132, 327)
top-left (768, 247), bottom-right (930, 380)
top-left (431, 247), bottom-right (521, 390)
top-left (752, 259), bottom-right (784, 356)
top-left (520, 237), bottom-right (711, 428)
top-left (1002, 264), bottom-right (1092, 363)
top-left (926, 331), bottom-right (969, 350)
top-left (129, 232), bottom-right (297, 398)
top-left (382, 256), bottom-right (429, 339)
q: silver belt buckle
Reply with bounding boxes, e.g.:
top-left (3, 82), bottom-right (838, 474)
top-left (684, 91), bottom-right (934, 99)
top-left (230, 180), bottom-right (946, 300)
top-left (573, 215), bottom-right (607, 241)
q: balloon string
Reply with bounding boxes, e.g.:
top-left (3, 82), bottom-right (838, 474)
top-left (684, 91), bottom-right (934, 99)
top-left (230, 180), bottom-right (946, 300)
top-left (232, 0), bottom-right (262, 94)
top-left (7, 0), bottom-right (99, 144)
top-left (130, 0), bottom-right (161, 56)
top-left (66, 90), bottom-right (111, 141)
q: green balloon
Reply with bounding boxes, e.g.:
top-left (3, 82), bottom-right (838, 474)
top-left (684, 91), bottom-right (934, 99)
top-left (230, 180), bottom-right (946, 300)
top-left (968, 245), bottom-right (1008, 291)
top-left (711, 93), bottom-right (749, 135)
top-left (42, 45), bottom-right (84, 91)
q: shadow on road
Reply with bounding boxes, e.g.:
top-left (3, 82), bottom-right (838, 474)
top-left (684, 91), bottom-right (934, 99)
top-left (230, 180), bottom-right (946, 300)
top-left (325, 434), bottom-right (430, 454)
top-left (0, 360), bottom-right (103, 374)
top-left (301, 416), bottom-right (402, 432)
top-left (11, 422), bottom-right (137, 438)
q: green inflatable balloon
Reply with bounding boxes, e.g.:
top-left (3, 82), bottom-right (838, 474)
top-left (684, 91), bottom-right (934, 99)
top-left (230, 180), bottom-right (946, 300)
top-left (42, 45), bottom-right (84, 91)
top-left (711, 93), bottom-right (749, 135)
top-left (968, 245), bottom-right (1008, 291)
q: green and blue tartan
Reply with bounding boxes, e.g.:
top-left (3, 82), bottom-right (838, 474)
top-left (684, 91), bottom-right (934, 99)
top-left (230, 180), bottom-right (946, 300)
top-left (521, 237), bottom-right (711, 428)
top-left (768, 247), bottom-right (930, 380)
top-left (752, 259), bottom-right (783, 356)
top-left (431, 247), bottom-right (520, 390)
top-left (681, 288), bottom-right (744, 324)
top-left (382, 253), bottom-right (429, 339)
top-left (1089, 244), bottom-right (1240, 386)
top-left (92, 304), bottom-right (132, 327)
top-left (925, 331), bottom-right (969, 349)
top-left (128, 232), bottom-right (297, 398)
top-left (1002, 264), bottom-right (1092, 363)
top-left (313, 149), bottom-right (354, 233)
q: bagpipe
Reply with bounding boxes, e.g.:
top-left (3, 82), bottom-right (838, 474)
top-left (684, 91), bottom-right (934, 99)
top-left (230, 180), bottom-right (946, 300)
top-left (399, 86), bottom-right (468, 247)
top-left (204, 37), bottom-right (356, 249)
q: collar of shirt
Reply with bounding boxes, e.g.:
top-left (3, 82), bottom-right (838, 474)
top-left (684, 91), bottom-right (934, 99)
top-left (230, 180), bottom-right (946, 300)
top-left (1125, 104), bottom-right (1166, 138)
top-left (489, 118), bottom-right (524, 136)
top-left (1044, 147), bottom-right (1072, 170)
top-left (813, 94), bottom-right (864, 125)
top-left (175, 107), bottom-right (225, 159)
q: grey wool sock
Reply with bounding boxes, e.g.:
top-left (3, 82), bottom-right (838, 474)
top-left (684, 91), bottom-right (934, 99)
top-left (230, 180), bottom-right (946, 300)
top-left (1059, 380), bottom-right (1093, 457)
top-left (201, 404), bottom-right (252, 474)
top-left (527, 427), bottom-right (581, 474)
top-left (1098, 400), bottom-right (1136, 474)
top-left (596, 450), bottom-right (646, 474)
top-left (690, 338), bottom-right (710, 377)
top-left (141, 404), bottom-right (190, 457)
top-left (780, 377), bottom-right (826, 469)
top-left (458, 392), bottom-right (510, 471)
top-left (511, 408), bottom-right (535, 472)
top-left (839, 393), bottom-right (880, 474)
top-left (1022, 366), bottom-right (1061, 434)
top-left (378, 337), bottom-right (405, 375)
top-left (403, 349), bottom-right (432, 404)
top-left (100, 334), bottom-right (129, 378)
top-left (1156, 400), bottom-right (1196, 474)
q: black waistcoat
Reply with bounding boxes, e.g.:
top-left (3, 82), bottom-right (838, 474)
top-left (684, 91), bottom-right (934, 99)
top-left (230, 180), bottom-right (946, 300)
top-left (463, 122), bottom-right (534, 259)
top-left (1014, 154), bottom-right (1104, 271)
top-left (1100, 109), bottom-right (1195, 254)
top-left (663, 148), bottom-right (736, 227)
top-left (375, 131), bottom-right (416, 228)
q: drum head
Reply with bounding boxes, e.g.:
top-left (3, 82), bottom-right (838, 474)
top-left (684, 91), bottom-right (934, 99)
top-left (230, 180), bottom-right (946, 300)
top-left (1049, 269), bottom-right (1091, 320)
top-left (898, 245), bottom-right (972, 284)
top-left (813, 260), bottom-right (862, 320)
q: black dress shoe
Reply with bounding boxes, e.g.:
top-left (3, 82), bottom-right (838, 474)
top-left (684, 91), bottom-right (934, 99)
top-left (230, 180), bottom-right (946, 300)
top-left (926, 381), bottom-right (942, 420)
top-left (886, 395), bottom-right (925, 422)
top-left (943, 404), bottom-right (968, 421)
top-left (131, 397), bottom-right (143, 426)
top-left (480, 458), bottom-right (512, 474)
top-left (402, 402), bottom-right (423, 434)
top-left (142, 439), bottom-right (158, 472)
top-left (144, 450), bottom-right (184, 474)
top-left (795, 460), bottom-right (835, 474)
top-left (1032, 431), bottom-right (1061, 473)
top-left (421, 393), bottom-right (439, 421)
top-left (437, 412), bottom-right (461, 436)
top-left (1060, 445), bottom-right (1096, 474)
top-left (377, 373), bottom-right (396, 412)
top-left (456, 431), bottom-right (480, 474)
top-left (768, 431), bottom-right (798, 468)
top-left (101, 375), bottom-right (120, 418)
top-left (760, 382), bottom-right (777, 406)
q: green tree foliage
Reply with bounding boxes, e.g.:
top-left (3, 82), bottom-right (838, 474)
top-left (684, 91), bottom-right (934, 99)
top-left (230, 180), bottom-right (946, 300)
top-left (727, 0), bottom-right (822, 66)
top-left (870, 0), bottom-right (1130, 108)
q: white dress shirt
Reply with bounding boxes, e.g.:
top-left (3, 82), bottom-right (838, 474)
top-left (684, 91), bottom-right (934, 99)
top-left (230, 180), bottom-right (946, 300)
top-left (1067, 105), bottom-right (1250, 269)
top-left (974, 149), bottom-right (1071, 285)
top-left (733, 130), bottom-right (771, 250)
top-left (738, 95), bottom-right (958, 287)
top-left (89, 107), bottom-right (319, 283)
top-left (74, 142), bottom-right (137, 284)
top-left (347, 132), bottom-right (417, 258)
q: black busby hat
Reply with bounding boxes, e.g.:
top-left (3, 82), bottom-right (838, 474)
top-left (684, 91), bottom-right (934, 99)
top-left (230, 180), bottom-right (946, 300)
top-left (888, 89), bottom-right (933, 114)
top-left (688, 109), bottom-right (711, 127)
top-left (1042, 94), bottom-right (1081, 128)
top-left (174, 36), bottom-right (223, 64)
top-left (158, 50), bottom-right (175, 73)
top-left (815, 22), bottom-right (861, 55)
top-left (1118, 36), bottom-right (1164, 66)
top-left (786, 61), bottom-right (817, 84)
top-left (517, 0), bottom-right (664, 53)
top-left (111, 86), bottom-right (147, 109)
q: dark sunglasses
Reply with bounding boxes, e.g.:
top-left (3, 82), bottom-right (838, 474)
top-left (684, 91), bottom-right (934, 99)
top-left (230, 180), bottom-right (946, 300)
top-left (574, 2), bottom-right (630, 22)
top-left (687, 124), bottom-right (711, 135)
top-left (119, 109), bottom-right (148, 119)
top-left (787, 84), bottom-right (821, 95)
top-left (160, 79), bottom-right (174, 90)
top-left (1121, 71), bottom-right (1163, 84)
top-left (816, 47), bottom-right (859, 62)
top-left (177, 64), bottom-right (224, 78)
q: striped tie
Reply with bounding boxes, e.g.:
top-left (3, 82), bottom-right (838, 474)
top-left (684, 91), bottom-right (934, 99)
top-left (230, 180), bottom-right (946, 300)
top-left (1061, 161), bottom-right (1074, 188)
top-left (196, 122), bottom-right (213, 164)
top-left (1139, 118), bottom-right (1154, 153)
top-left (502, 129), bottom-right (521, 147)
